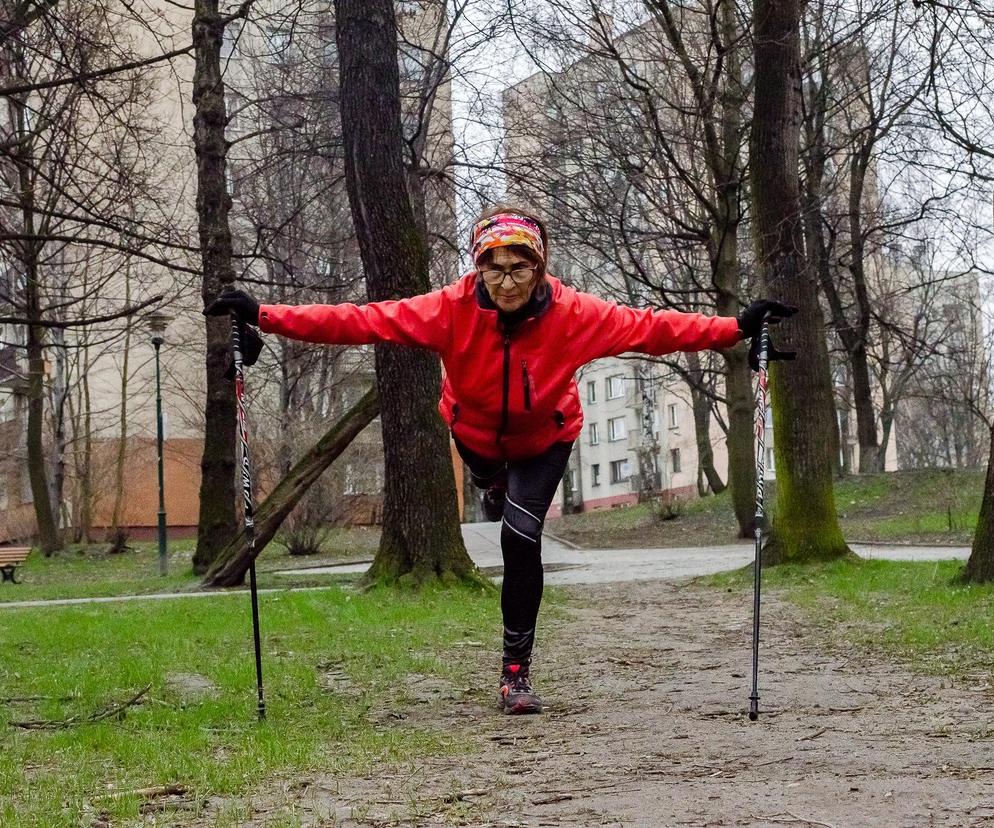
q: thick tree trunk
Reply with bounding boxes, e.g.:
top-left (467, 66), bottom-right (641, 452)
top-left (191, 0), bottom-right (238, 574)
top-left (204, 388), bottom-right (380, 587)
top-left (334, 0), bottom-right (474, 585)
top-left (750, 0), bottom-right (850, 565)
top-left (962, 426), bottom-right (994, 582)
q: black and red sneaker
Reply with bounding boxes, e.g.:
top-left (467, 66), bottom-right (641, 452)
top-left (481, 485), bottom-right (507, 522)
top-left (498, 663), bottom-right (543, 715)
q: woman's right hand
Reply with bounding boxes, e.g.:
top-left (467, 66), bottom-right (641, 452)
top-left (203, 288), bottom-right (260, 325)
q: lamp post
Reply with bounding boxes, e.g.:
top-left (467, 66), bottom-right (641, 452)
top-left (148, 311), bottom-right (171, 576)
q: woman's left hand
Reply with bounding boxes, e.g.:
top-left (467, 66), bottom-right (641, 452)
top-left (736, 299), bottom-right (798, 339)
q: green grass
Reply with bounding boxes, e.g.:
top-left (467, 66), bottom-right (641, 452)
top-left (704, 557), bottom-right (994, 674)
top-left (0, 527), bottom-right (381, 604)
top-left (0, 581), bottom-right (500, 827)
top-left (548, 468), bottom-right (985, 548)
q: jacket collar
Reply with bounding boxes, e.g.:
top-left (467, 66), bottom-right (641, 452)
top-left (474, 275), bottom-right (553, 332)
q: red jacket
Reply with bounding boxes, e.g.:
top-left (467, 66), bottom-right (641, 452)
top-left (258, 273), bottom-right (742, 461)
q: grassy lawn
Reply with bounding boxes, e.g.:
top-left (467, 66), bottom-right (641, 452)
top-left (0, 581), bottom-right (500, 827)
top-left (0, 527), bottom-right (381, 604)
top-left (548, 468), bottom-right (985, 549)
top-left (703, 557), bottom-right (994, 675)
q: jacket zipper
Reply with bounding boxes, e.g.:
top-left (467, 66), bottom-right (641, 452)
top-left (521, 360), bottom-right (531, 410)
top-left (497, 334), bottom-right (511, 442)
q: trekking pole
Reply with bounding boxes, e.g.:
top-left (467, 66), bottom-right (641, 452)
top-left (231, 316), bottom-right (267, 722)
top-left (748, 315), bottom-right (772, 722)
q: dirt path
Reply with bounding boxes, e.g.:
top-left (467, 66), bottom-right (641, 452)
top-left (206, 580), bottom-right (994, 827)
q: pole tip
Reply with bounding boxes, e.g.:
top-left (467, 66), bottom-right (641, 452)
top-left (748, 710), bottom-right (758, 721)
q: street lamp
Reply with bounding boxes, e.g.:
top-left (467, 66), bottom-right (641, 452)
top-left (148, 311), bottom-right (172, 576)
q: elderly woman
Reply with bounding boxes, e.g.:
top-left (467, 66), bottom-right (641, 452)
top-left (206, 205), bottom-right (795, 715)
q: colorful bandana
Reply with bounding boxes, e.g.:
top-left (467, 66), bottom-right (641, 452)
top-left (470, 213), bottom-right (545, 264)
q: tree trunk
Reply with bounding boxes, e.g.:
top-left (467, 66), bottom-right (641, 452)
top-left (109, 263), bottom-right (131, 536)
top-left (191, 0), bottom-right (238, 574)
top-left (750, 0), bottom-right (850, 565)
top-left (963, 428), bottom-right (994, 583)
top-left (962, 425), bottom-right (994, 582)
top-left (13, 88), bottom-right (59, 554)
top-left (204, 387), bottom-right (380, 587)
top-left (847, 154), bottom-right (882, 473)
top-left (334, 0), bottom-right (475, 585)
top-left (712, 0), bottom-right (753, 534)
top-left (80, 361), bottom-right (93, 543)
top-left (686, 352), bottom-right (725, 496)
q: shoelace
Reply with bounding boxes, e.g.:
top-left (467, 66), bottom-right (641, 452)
top-left (505, 674), bottom-right (533, 694)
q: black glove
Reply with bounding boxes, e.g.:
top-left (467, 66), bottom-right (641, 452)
top-left (223, 321), bottom-right (263, 380)
top-left (736, 299), bottom-right (798, 339)
top-left (203, 288), bottom-right (260, 325)
top-left (203, 289), bottom-right (263, 379)
top-left (748, 332), bottom-right (796, 372)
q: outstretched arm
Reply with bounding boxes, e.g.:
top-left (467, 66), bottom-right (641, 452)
top-left (575, 292), bottom-right (742, 362)
top-left (258, 291), bottom-right (451, 352)
top-left (205, 287), bottom-right (452, 353)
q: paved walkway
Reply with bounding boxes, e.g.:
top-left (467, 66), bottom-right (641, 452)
top-left (0, 523), bottom-right (971, 610)
top-left (276, 521), bottom-right (972, 585)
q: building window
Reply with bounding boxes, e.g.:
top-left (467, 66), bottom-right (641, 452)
top-left (767, 446), bottom-right (775, 472)
top-left (0, 475), bottom-right (7, 511)
top-left (610, 458), bottom-right (631, 484)
top-left (607, 375), bottom-right (625, 399)
top-left (607, 416), bottom-right (626, 442)
top-left (591, 463), bottom-right (601, 486)
top-left (587, 380), bottom-right (596, 404)
top-left (671, 448), bottom-right (681, 473)
top-left (589, 422), bottom-right (599, 445)
top-left (668, 403), bottom-right (678, 428)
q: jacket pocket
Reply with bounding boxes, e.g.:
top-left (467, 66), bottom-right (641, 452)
top-left (553, 409), bottom-right (565, 428)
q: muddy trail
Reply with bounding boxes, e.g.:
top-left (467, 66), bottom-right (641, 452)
top-left (203, 580), bottom-right (994, 827)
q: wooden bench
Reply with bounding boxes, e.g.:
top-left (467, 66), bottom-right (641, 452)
top-left (0, 547), bottom-right (30, 584)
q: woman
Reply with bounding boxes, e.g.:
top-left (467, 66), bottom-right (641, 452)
top-left (206, 205), bottom-right (795, 715)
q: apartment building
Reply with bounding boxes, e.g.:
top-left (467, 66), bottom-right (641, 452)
top-left (0, 0), bottom-right (459, 544)
top-left (499, 11), bottom-right (921, 515)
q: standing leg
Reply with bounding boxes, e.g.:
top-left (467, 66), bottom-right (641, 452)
top-left (498, 441), bottom-right (573, 714)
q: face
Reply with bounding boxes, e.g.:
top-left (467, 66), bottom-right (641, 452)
top-left (479, 247), bottom-right (541, 313)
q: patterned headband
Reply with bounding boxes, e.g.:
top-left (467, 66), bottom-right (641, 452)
top-left (470, 213), bottom-right (545, 264)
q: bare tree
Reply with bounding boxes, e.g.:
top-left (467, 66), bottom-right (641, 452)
top-left (333, 0), bottom-right (474, 584)
top-left (750, 0), bottom-right (850, 563)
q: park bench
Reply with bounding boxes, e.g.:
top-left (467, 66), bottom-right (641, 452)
top-left (0, 546), bottom-right (30, 584)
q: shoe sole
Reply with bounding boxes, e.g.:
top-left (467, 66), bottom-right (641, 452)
top-left (497, 695), bottom-right (543, 715)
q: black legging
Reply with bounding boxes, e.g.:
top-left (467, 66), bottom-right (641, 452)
top-left (454, 436), bottom-right (574, 668)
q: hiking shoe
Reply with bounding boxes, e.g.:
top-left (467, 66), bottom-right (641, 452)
top-left (481, 486), bottom-right (506, 522)
top-left (498, 663), bottom-right (543, 715)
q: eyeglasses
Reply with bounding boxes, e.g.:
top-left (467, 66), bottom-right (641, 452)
top-left (479, 265), bottom-right (539, 286)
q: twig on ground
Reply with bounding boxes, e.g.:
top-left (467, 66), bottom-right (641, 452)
top-left (799, 727), bottom-right (828, 741)
top-left (442, 788), bottom-right (490, 803)
top-left (98, 783), bottom-right (187, 800)
top-left (9, 684), bottom-right (152, 730)
top-left (757, 812), bottom-right (838, 828)
top-left (531, 793), bottom-right (574, 805)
